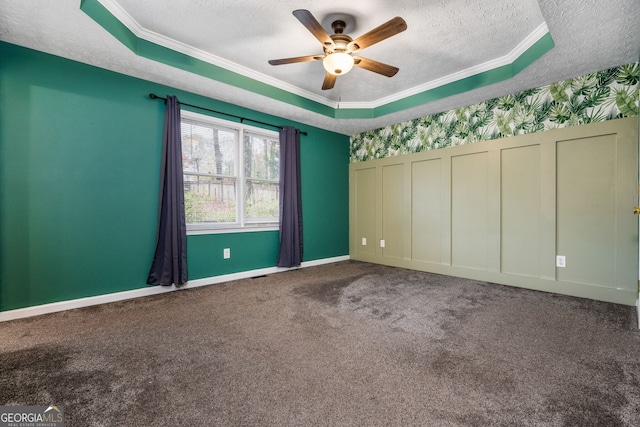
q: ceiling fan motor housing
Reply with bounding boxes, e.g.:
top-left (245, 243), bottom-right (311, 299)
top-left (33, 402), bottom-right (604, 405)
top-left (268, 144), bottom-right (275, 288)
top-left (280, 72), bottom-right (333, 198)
top-left (325, 32), bottom-right (353, 55)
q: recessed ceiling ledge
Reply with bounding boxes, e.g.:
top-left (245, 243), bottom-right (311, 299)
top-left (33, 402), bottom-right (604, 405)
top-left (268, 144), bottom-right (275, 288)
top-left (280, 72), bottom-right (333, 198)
top-left (83, 0), bottom-right (554, 120)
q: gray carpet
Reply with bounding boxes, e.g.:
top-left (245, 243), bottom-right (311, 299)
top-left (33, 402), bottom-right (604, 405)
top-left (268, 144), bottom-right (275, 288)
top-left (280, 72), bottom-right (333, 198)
top-left (1, 260), bottom-right (639, 426)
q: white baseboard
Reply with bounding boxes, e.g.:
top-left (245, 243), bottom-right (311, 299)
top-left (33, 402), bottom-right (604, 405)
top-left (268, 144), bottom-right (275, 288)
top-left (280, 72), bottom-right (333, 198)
top-left (0, 255), bottom-right (350, 322)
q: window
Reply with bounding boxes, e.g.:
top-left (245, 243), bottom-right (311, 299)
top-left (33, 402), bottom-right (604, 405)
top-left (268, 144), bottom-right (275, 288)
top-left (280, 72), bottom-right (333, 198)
top-left (181, 110), bottom-right (279, 233)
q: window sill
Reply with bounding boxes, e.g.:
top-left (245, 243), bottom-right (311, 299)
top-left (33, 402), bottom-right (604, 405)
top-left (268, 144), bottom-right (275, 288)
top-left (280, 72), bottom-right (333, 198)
top-left (187, 225), bottom-right (279, 236)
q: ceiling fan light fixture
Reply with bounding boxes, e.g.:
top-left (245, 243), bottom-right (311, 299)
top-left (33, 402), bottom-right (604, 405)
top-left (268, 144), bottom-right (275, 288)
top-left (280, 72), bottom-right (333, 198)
top-left (323, 52), bottom-right (354, 75)
top-left (269, 10), bottom-right (407, 89)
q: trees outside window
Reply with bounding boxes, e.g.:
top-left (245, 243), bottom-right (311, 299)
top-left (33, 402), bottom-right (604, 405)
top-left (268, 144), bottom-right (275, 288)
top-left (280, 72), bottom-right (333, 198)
top-left (181, 111), bottom-right (279, 233)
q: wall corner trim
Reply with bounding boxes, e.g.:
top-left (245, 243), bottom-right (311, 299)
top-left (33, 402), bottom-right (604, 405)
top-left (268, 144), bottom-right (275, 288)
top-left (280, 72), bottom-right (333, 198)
top-left (0, 256), bottom-right (350, 322)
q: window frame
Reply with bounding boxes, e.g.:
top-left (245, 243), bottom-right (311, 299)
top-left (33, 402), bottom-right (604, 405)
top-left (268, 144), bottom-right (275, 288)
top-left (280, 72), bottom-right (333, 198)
top-left (181, 109), bottom-right (280, 235)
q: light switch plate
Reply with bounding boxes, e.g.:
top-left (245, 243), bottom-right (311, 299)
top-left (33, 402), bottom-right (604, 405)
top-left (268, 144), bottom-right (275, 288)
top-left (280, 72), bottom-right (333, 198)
top-left (556, 255), bottom-right (566, 268)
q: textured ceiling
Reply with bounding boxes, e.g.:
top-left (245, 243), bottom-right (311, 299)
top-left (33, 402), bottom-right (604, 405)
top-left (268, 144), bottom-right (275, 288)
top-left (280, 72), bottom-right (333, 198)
top-left (112, 0), bottom-right (546, 104)
top-left (1, 0), bottom-right (639, 135)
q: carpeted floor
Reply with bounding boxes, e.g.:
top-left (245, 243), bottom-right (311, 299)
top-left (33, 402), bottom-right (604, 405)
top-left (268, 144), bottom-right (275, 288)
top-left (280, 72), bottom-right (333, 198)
top-left (1, 260), bottom-right (639, 426)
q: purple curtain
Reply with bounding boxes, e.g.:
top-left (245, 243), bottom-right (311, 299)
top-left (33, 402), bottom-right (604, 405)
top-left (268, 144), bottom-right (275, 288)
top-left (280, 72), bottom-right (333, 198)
top-left (277, 126), bottom-right (303, 267)
top-left (147, 96), bottom-right (188, 286)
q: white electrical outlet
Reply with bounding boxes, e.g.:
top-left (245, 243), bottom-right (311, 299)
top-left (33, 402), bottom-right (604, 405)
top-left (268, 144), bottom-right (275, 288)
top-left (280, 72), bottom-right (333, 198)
top-left (223, 248), bottom-right (231, 259)
top-left (556, 255), bottom-right (566, 268)
top-left (380, 239), bottom-right (385, 248)
top-left (361, 237), bottom-right (367, 246)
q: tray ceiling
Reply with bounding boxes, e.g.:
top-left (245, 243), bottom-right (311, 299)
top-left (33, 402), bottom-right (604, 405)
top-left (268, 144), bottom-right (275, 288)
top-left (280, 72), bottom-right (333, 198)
top-left (1, 0), bottom-right (638, 134)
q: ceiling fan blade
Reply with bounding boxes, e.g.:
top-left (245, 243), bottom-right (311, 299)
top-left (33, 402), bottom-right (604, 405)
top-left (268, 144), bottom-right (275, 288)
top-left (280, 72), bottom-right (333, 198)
top-left (268, 55), bottom-right (324, 65)
top-left (293, 9), bottom-right (335, 50)
top-left (348, 16), bottom-right (407, 52)
top-left (353, 57), bottom-right (399, 77)
top-left (322, 72), bottom-right (337, 90)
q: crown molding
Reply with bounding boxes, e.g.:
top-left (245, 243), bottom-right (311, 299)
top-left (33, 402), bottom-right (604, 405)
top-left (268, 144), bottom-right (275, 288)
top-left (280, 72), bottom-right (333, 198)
top-left (85, 0), bottom-right (554, 119)
top-left (341, 22), bottom-right (551, 110)
top-left (96, 0), bottom-right (338, 109)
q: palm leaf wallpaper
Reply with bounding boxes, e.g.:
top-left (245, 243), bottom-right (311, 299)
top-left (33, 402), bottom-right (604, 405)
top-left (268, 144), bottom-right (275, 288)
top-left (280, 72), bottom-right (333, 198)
top-left (350, 63), bottom-right (639, 162)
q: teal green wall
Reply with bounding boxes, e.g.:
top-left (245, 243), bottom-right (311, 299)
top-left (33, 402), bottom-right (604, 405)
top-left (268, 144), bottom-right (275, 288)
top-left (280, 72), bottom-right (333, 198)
top-left (0, 42), bottom-right (350, 311)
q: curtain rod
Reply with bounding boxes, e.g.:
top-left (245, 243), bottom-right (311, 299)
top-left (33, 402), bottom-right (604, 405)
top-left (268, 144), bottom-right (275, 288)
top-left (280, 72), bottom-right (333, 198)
top-left (149, 94), bottom-right (307, 136)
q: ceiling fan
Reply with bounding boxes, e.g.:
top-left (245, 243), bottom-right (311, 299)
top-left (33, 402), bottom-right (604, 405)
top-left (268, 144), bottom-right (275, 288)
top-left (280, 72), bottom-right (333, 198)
top-left (268, 9), bottom-right (407, 90)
